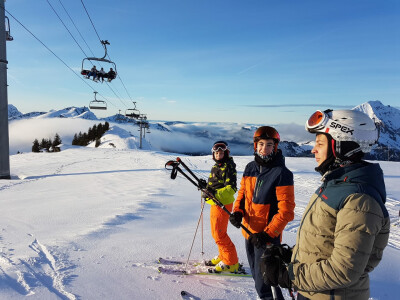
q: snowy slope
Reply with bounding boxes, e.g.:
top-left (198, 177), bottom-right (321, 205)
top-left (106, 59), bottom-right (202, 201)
top-left (0, 145), bottom-right (399, 299)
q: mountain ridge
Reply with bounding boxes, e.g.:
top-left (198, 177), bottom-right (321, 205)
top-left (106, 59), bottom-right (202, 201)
top-left (8, 101), bottom-right (400, 161)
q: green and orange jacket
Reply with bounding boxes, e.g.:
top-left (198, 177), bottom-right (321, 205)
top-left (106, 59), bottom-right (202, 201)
top-left (233, 150), bottom-right (295, 240)
top-left (206, 156), bottom-right (237, 206)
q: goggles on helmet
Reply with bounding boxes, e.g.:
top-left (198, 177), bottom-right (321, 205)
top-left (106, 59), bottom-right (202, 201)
top-left (306, 109), bottom-right (352, 135)
top-left (212, 143), bottom-right (228, 153)
top-left (305, 109), bottom-right (379, 154)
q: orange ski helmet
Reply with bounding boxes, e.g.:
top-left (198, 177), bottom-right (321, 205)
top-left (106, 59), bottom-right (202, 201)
top-left (253, 126), bottom-right (280, 152)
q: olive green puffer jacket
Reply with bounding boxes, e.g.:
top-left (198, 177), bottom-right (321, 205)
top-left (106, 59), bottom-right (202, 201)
top-left (290, 162), bottom-right (390, 300)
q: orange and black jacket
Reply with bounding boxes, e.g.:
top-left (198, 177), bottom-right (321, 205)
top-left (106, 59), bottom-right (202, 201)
top-left (233, 150), bottom-right (295, 240)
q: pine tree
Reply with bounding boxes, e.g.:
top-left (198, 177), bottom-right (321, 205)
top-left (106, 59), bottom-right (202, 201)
top-left (32, 139), bottom-right (40, 152)
top-left (72, 133), bottom-right (78, 145)
top-left (47, 139), bottom-right (53, 151)
top-left (97, 123), bottom-right (104, 139)
top-left (104, 121), bottom-right (110, 131)
top-left (40, 138), bottom-right (47, 151)
top-left (88, 125), bottom-right (95, 142)
top-left (53, 133), bottom-right (62, 147)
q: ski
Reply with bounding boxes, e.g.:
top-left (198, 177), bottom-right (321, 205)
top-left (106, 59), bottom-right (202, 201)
top-left (180, 290), bottom-right (199, 299)
top-left (157, 266), bottom-right (252, 277)
top-left (157, 257), bottom-right (203, 266)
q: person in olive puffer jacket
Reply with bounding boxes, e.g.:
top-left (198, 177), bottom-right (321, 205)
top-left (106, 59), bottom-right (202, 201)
top-left (262, 109), bottom-right (390, 300)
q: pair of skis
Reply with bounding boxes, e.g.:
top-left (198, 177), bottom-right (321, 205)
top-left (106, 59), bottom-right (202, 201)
top-left (157, 257), bottom-right (251, 277)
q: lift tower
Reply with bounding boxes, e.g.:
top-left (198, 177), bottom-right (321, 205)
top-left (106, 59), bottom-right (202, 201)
top-left (0, 0), bottom-right (11, 179)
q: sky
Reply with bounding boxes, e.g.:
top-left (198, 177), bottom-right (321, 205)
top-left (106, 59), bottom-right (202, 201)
top-left (4, 0), bottom-right (400, 124)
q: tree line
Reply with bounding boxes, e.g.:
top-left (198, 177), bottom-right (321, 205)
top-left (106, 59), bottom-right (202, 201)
top-left (31, 122), bottom-right (110, 152)
top-left (32, 134), bottom-right (62, 153)
top-left (72, 122), bottom-right (110, 147)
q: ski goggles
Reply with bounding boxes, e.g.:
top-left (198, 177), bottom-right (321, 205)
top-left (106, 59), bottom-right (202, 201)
top-left (306, 109), bottom-right (356, 136)
top-left (212, 143), bottom-right (228, 153)
top-left (306, 110), bottom-right (334, 133)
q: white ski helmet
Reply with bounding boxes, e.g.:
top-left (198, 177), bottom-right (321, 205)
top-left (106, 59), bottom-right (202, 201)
top-left (305, 109), bottom-right (378, 158)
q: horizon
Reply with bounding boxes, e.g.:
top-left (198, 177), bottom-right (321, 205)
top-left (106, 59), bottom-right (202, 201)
top-left (4, 0), bottom-right (399, 125)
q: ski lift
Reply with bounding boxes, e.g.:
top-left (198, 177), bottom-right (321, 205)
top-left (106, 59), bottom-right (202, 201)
top-left (81, 40), bottom-right (117, 82)
top-left (125, 101), bottom-right (140, 119)
top-left (89, 91), bottom-right (107, 110)
top-left (145, 122), bottom-right (151, 134)
top-left (5, 16), bottom-right (13, 41)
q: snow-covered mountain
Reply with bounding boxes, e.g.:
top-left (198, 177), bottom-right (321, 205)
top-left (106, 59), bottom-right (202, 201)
top-left (354, 101), bottom-right (400, 161)
top-left (8, 106), bottom-right (97, 121)
top-left (7, 101), bottom-right (400, 160)
top-left (7, 104), bottom-right (23, 119)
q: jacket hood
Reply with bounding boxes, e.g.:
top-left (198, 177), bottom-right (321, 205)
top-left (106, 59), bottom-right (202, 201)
top-left (324, 161), bottom-right (386, 203)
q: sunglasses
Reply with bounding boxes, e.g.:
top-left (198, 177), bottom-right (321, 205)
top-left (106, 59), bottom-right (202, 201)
top-left (212, 143), bottom-right (228, 153)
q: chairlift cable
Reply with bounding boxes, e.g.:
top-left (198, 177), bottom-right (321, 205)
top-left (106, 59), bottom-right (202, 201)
top-left (46, 0), bottom-right (90, 58)
top-left (104, 81), bottom-right (128, 108)
top-left (4, 8), bottom-right (118, 109)
top-left (80, 0), bottom-right (102, 44)
top-left (118, 76), bottom-right (134, 102)
top-left (57, 0), bottom-right (97, 58)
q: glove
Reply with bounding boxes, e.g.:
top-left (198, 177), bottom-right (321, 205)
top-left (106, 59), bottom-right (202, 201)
top-left (229, 212), bottom-right (243, 228)
top-left (260, 244), bottom-right (292, 288)
top-left (198, 178), bottom-right (207, 189)
top-left (248, 231), bottom-right (274, 249)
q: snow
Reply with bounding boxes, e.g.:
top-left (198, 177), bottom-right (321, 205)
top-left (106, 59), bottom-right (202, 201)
top-left (1, 118), bottom-right (400, 299)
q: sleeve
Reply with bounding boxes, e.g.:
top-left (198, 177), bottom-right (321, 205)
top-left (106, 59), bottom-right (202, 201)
top-left (224, 162), bottom-right (237, 192)
top-left (292, 194), bottom-right (387, 292)
top-left (265, 169), bottom-right (295, 238)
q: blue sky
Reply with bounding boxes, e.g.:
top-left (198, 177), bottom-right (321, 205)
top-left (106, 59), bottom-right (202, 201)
top-left (4, 0), bottom-right (400, 125)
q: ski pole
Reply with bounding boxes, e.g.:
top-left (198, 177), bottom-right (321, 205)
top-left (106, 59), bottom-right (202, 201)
top-left (165, 158), bottom-right (253, 237)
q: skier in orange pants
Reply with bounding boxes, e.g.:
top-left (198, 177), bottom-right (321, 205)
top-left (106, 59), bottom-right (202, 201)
top-left (204, 141), bottom-right (239, 273)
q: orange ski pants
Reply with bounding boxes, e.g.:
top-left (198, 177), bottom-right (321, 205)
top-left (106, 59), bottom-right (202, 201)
top-left (210, 203), bottom-right (238, 265)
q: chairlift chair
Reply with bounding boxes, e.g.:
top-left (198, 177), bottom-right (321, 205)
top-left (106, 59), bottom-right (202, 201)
top-left (125, 101), bottom-right (140, 119)
top-left (81, 40), bottom-right (117, 82)
top-left (89, 91), bottom-right (107, 110)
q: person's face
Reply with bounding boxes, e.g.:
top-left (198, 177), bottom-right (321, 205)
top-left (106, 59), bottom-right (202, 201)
top-left (257, 139), bottom-right (275, 156)
top-left (312, 134), bottom-right (329, 166)
top-left (214, 150), bottom-right (225, 160)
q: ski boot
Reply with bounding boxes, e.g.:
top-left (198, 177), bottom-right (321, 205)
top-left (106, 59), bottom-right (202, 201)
top-left (204, 255), bottom-right (221, 266)
top-left (214, 261), bottom-right (240, 273)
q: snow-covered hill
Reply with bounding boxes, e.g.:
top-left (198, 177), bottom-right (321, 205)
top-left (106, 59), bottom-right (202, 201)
top-left (1, 147), bottom-right (399, 299)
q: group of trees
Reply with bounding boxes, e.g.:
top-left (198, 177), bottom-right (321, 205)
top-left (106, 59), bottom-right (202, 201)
top-left (72, 122), bottom-right (110, 147)
top-left (32, 133), bottom-right (62, 153)
top-left (31, 122), bottom-right (110, 153)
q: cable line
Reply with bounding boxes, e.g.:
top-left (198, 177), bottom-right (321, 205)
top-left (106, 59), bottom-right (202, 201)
top-left (57, 0), bottom-right (97, 57)
top-left (4, 8), bottom-right (117, 109)
top-left (80, 0), bottom-right (102, 43)
top-left (46, 0), bottom-right (90, 58)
